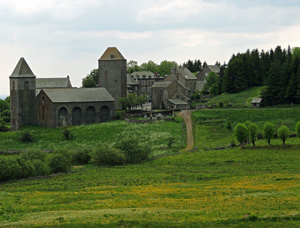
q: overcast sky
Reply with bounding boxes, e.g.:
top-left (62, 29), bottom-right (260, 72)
top-left (1, 0), bottom-right (300, 97)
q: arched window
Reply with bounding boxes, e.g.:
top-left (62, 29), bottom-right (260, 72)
top-left (86, 106), bottom-right (96, 124)
top-left (72, 107), bottom-right (82, 125)
top-left (58, 107), bottom-right (68, 126)
top-left (24, 81), bottom-right (29, 90)
top-left (100, 106), bottom-right (110, 122)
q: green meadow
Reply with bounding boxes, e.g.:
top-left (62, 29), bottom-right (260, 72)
top-left (1, 108), bottom-right (300, 227)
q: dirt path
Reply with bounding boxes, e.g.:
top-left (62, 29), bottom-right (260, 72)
top-left (179, 110), bottom-right (194, 151)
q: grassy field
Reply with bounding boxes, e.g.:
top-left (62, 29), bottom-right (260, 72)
top-left (1, 108), bottom-right (300, 227)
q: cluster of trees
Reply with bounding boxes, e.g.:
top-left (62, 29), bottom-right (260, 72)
top-left (127, 60), bottom-right (178, 76)
top-left (118, 93), bottom-right (147, 110)
top-left (234, 120), bottom-right (300, 149)
top-left (212, 46), bottom-right (300, 106)
top-left (0, 97), bottom-right (10, 130)
top-left (181, 59), bottom-right (202, 72)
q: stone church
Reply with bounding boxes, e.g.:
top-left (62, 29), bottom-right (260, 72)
top-left (10, 47), bottom-right (127, 130)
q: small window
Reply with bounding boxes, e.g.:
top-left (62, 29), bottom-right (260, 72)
top-left (24, 81), bottom-right (29, 90)
top-left (12, 81), bottom-right (15, 90)
top-left (42, 96), bottom-right (45, 102)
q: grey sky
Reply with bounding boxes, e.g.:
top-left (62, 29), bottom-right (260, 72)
top-left (0, 0), bottom-right (300, 96)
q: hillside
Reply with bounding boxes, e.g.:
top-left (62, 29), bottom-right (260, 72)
top-left (1, 108), bottom-right (300, 227)
top-left (195, 86), bottom-right (264, 108)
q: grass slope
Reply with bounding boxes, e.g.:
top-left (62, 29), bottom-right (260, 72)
top-left (1, 109), bottom-right (300, 227)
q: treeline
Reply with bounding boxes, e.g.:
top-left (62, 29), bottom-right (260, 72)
top-left (218, 46), bottom-right (300, 105)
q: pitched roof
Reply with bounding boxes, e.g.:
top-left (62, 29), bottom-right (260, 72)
top-left (36, 77), bottom-right (72, 89)
top-left (130, 71), bottom-right (155, 78)
top-left (176, 67), bottom-right (197, 80)
top-left (168, 99), bottom-right (189, 105)
top-left (42, 88), bottom-right (114, 103)
top-left (99, 47), bottom-right (126, 61)
top-left (207, 65), bottom-right (220, 73)
top-left (127, 74), bottom-right (138, 85)
top-left (9, 57), bottom-right (36, 78)
top-left (152, 81), bottom-right (172, 88)
top-left (251, 98), bottom-right (262, 104)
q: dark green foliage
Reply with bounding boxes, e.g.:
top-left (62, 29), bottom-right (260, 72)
top-left (225, 121), bottom-right (232, 131)
top-left (119, 93), bottom-right (147, 110)
top-left (278, 125), bottom-right (290, 148)
top-left (62, 128), bottom-right (73, 140)
top-left (167, 136), bottom-right (175, 148)
top-left (263, 122), bottom-right (276, 148)
top-left (0, 99), bottom-right (9, 112)
top-left (248, 123), bottom-right (259, 148)
top-left (19, 131), bottom-right (34, 143)
top-left (32, 159), bottom-right (50, 176)
top-left (48, 154), bottom-right (71, 174)
top-left (203, 72), bottom-right (219, 96)
top-left (127, 60), bottom-right (141, 74)
top-left (0, 121), bottom-right (9, 132)
top-left (234, 123), bottom-right (248, 149)
top-left (73, 149), bottom-right (91, 165)
top-left (296, 121), bottom-right (300, 138)
top-left (91, 145), bottom-right (125, 166)
top-left (116, 139), bottom-right (151, 164)
top-left (16, 158), bottom-right (36, 178)
top-left (182, 59), bottom-right (202, 72)
top-left (82, 69), bottom-right (99, 88)
top-left (20, 150), bottom-right (48, 162)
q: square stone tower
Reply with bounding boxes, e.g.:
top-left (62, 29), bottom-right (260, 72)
top-left (98, 47), bottom-right (127, 109)
top-left (9, 58), bottom-right (37, 130)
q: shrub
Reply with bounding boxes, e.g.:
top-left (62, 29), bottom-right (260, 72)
top-left (16, 158), bottom-right (36, 178)
top-left (116, 139), bottom-right (151, 163)
top-left (19, 131), bottom-right (34, 143)
top-left (62, 128), bottom-right (73, 140)
top-left (225, 121), bottom-right (232, 131)
top-left (20, 150), bottom-right (48, 162)
top-left (243, 121), bottom-right (252, 128)
top-left (73, 149), bottom-right (91, 165)
top-left (167, 136), bottom-right (175, 148)
top-left (263, 122), bottom-right (276, 148)
top-left (234, 123), bottom-right (248, 149)
top-left (53, 150), bottom-right (73, 165)
top-left (91, 145), bottom-right (125, 166)
top-left (248, 123), bottom-right (259, 148)
top-left (0, 157), bottom-right (10, 181)
top-left (278, 125), bottom-right (290, 148)
top-left (296, 121), bottom-right (300, 138)
top-left (48, 154), bottom-right (71, 174)
top-left (32, 159), bottom-right (50, 176)
top-left (0, 121), bottom-right (9, 132)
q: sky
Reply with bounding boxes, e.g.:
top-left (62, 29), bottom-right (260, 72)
top-left (0, 0), bottom-right (300, 97)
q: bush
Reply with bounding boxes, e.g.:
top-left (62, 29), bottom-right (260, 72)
top-left (248, 123), bottom-right (259, 148)
top-left (53, 150), bottom-right (73, 165)
top-left (263, 122), bottom-right (276, 148)
top-left (32, 159), bottom-right (50, 176)
top-left (19, 131), bottom-right (34, 143)
top-left (91, 145), bottom-right (125, 166)
top-left (116, 139), bottom-right (151, 164)
top-left (0, 121), bottom-right (9, 132)
top-left (73, 149), bottom-right (91, 165)
top-left (234, 123), bottom-right (248, 149)
top-left (16, 158), bottom-right (36, 178)
top-left (48, 154), bottom-right (71, 174)
top-left (278, 125), bottom-right (290, 148)
top-left (20, 150), bottom-right (48, 162)
top-left (296, 121), bottom-right (300, 138)
top-left (225, 121), bottom-right (232, 131)
top-left (167, 136), bottom-right (175, 148)
top-left (62, 128), bottom-right (73, 140)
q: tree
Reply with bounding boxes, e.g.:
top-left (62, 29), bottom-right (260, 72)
top-left (158, 60), bottom-right (178, 76)
top-left (234, 123), bottom-right (248, 149)
top-left (0, 99), bottom-right (9, 112)
top-left (248, 123), bottom-right (258, 148)
top-left (203, 72), bottom-right (219, 96)
top-left (263, 122), bottom-right (276, 148)
top-left (140, 60), bottom-right (158, 73)
top-left (127, 60), bottom-right (140, 74)
top-left (82, 69), bottom-right (99, 88)
top-left (278, 125), bottom-right (290, 148)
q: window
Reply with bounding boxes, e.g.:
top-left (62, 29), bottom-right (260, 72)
top-left (205, 73), bottom-right (208, 76)
top-left (147, 87), bottom-right (151, 93)
top-left (142, 87), bottom-right (146, 93)
top-left (12, 81), bottom-right (15, 90)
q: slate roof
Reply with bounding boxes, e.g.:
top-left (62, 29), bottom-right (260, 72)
top-left (207, 65), bottom-right (220, 73)
top-left (127, 74), bottom-right (138, 85)
top-left (152, 81), bottom-right (172, 88)
top-left (130, 71), bottom-right (156, 78)
top-left (9, 57), bottom-right (36, 78)
top-left (168, 99), bottom-right (189, 105)
top-left (176, 67), bottom-right (197, 80)
top-left (251, 98), bottom-right (262, 104)
top-left (36, 77), bottom-right (72, 89)
top-left (99, 47), bottom-right (126, 61)
top-left (42, 88), bottom-right (115, 103)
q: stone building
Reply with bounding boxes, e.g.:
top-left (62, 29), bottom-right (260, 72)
top-left (197, 64), bottom-right (220, 81)
top-left (10, 57), bottom-right (115, 130)
top-left (98, 47), bottom-right (127, 109)
top-left (151, 80), bottom-right (190, 110)
top-left (127, 71), bottom-right (164, 100)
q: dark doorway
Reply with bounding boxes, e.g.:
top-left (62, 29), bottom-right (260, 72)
top-left (86, 106), bottom-right (96, 124)
top-left (72, 107), bottom-right (81, 125)
top-left (100, 106), bottom-right (110, 122)
top-left (58, 107), bottom-right (68, 126)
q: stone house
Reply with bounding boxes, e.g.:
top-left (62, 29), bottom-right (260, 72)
top-left (197, 65), bottom-right (220, 81)
top-left (127, 71), bottom-right (164, 100)
top-left (151, 80), bottom-right (190, 110)
top-left (10, 55), bottom-right (116, 130)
